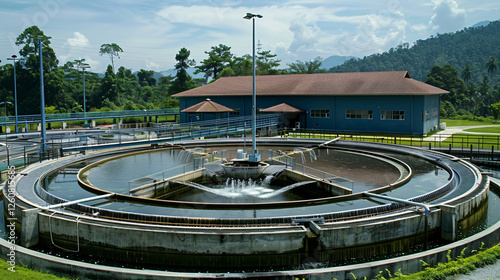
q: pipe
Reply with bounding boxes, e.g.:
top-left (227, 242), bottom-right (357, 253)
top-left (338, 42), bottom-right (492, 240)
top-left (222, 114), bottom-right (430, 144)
top-left (43, 193), bottom-right (115, 210)
top-left (363, 192), bottom-right (430, 215)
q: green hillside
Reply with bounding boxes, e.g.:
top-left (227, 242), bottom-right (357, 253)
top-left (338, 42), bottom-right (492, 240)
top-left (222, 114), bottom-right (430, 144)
top-left (330, 20), bottom-right (500, 84)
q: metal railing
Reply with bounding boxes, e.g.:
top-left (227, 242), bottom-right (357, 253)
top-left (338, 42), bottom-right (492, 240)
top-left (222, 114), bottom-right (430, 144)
top-left (0, 108), bottom-right (180, 124)
top-left (284, 129), bottom-right (500, 160)
top-left (54, 114), bottom-right (282, 151)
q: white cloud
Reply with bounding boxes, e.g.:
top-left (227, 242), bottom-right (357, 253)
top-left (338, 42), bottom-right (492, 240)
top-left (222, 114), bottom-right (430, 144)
top-left (4, 1), bottom-right (486, 73)
top-left (66, 32), bottom-right (89, 47)
top-left (146, 61), bottom-right (161, 70)
top-left (288, 15), bottom-right (320, 52)
top-left (411, 23), bottom-right (429, 34)
top-left (333, 13), bottom-right (408, 57)
top-left (156, 5), bottom-right (246, 30)
top-left (429, 0), bottom-right (466, 33)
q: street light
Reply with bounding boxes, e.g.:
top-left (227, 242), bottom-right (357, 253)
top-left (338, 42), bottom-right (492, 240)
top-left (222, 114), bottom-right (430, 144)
top-left (243, 13), bottom-right (263, 162)
top-left (30, 35), bottom-right (51, 151)
top-left (7, 55), bottom-right (21, 133)
top-left (74, 60), bottom-right (91, 121)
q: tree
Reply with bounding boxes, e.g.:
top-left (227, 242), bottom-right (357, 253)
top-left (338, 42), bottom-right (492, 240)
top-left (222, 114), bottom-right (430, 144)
top-left (288, 57), bottom-right (323, 74)
top-left (170, 48), bottom-right (196, 94)
top-left (486, 56), bottom-right (497, 78)
top-left (195, 44), bottom-right (233, 81)
top-left (461, 64), bottom-right (472, 85)
top-left (99, 43), bottom-right (123, 73)
top-left (230, 56), bottom-right (252, 76)
top-left (97, 65), bottom-right (119, 107)
top-left (217, 68), bottom-right (236, 78)
top-left (137, 69), bottom-right (156, 87)
top-left (426, 64), bottom-right (469, 113)
top-left (492, 102), bottom-right (500, 122)
top-left (256, 50), bottom-right (281, 75)
top-left (16, 26), bottom-right (58, 71)
top-left (440, 100), bottom-right (457, 118)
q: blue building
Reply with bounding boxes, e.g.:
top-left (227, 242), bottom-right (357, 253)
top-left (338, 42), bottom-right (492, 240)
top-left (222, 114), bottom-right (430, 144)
top-left (172, 71), bottom-right (448, 135)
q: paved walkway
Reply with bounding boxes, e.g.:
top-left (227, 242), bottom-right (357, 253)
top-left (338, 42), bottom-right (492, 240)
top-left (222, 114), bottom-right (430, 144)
top-left (426, 125), bottom-right (500, 142)
top-left (451, 262), bottom-right (500, 279)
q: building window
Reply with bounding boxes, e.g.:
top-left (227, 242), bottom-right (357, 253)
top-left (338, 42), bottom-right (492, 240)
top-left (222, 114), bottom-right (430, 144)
top-left (311, 109), bottom-right (330, 118)
top-left (381, 110), bottom-right (405, 120)
top-left (346, 110), bottom-right (373, 119)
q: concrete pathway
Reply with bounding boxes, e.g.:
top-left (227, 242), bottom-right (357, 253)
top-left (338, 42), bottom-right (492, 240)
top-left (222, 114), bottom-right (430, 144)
top-left (426, 125), bottom-right (500, 142)
top-left (451, 262), bottom-right (500, 279)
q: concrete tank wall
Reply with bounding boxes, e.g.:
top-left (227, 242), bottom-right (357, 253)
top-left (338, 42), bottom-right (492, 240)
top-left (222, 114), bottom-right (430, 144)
top-left (3, 219), bottom-right (500, 280)
top-left (37, 213), bottom-right (308, 268)
top-left (316, 210), bottom-right (441, 249)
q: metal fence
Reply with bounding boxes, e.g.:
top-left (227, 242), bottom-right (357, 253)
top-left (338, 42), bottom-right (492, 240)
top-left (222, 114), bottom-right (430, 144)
top-left (284, 129), bottom-right (500, 159)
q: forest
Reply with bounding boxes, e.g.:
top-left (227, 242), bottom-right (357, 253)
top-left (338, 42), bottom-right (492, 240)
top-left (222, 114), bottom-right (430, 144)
top-left (331, 20), bottom-right (500, 119)
top-left (0, 21), bottom-right (499, 120)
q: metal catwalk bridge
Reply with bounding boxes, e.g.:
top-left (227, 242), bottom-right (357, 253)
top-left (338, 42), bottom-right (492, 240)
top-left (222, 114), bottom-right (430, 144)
top-left (47, 113), bottom-right (283, 153)
top-left (0, 113), bottom-right (282, 170)
top-left (0, 108), bottom-right (180, 125)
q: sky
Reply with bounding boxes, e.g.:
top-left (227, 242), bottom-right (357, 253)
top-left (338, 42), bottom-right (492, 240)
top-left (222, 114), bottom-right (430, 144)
top-left (0, 0), bottom-right (499, 73)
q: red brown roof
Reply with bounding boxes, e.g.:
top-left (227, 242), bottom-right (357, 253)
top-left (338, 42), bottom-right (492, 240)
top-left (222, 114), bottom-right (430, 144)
top-left (172, 71), bottom-right (448, 97)
top-left (181, 98), bottom-right (234, 113)
top-left (260, 103), bottom-right (305, 113)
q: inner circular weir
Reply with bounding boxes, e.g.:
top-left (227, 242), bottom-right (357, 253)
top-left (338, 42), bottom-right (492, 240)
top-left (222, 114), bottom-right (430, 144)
top-left (4, 138), bottom-right (492, 278)
top-left (83, 146), bottom-right (404, 204)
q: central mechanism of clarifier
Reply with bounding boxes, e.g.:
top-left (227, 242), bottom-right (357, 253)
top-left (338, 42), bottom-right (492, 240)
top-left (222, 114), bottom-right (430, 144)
top-left (221, 149), bottom-right (270, 179)
top-left (2, 138), bottom-right (493, 279)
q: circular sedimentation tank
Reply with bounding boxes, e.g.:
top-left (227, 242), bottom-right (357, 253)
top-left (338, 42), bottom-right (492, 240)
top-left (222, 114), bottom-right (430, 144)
top-left (2, 138), bottom-right (499, 279)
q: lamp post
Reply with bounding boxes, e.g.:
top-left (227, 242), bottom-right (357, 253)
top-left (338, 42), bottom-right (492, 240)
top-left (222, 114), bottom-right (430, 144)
top-left (7, 55), bottom-right (20, 133)
top-left (30, 35), bottom-right (51, 151)
top-left (243, 12), bottom-right (263, 162)
top-left (74, 60), bottom-right (90, 121)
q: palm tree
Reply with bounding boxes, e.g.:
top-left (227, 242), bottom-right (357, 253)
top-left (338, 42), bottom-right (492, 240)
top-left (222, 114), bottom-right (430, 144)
top-left (486, 56), bottom-right (497, 78)
top-left (461, 64), bottom-right (472, 85)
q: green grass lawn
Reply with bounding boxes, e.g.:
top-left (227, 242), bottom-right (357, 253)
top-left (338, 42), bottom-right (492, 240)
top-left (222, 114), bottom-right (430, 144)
top-left (441, 118), bottom-right (499, 127)
top-left (0, 259), bottom-right (69, 279)
top-left (464, 126), bottom-right (500, 133)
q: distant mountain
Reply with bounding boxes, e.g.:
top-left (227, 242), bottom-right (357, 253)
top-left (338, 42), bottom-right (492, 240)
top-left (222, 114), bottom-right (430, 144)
top-left (472, 20), bottom-right (491, 28)
top-left (129, 68), bottom-right (205, 84)
top-left (320, 55), bottom-right (357, 69)
top-left (330, 20), bottom-right (500, 83)
top-left (156, 68), bottom-right (205, 79)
